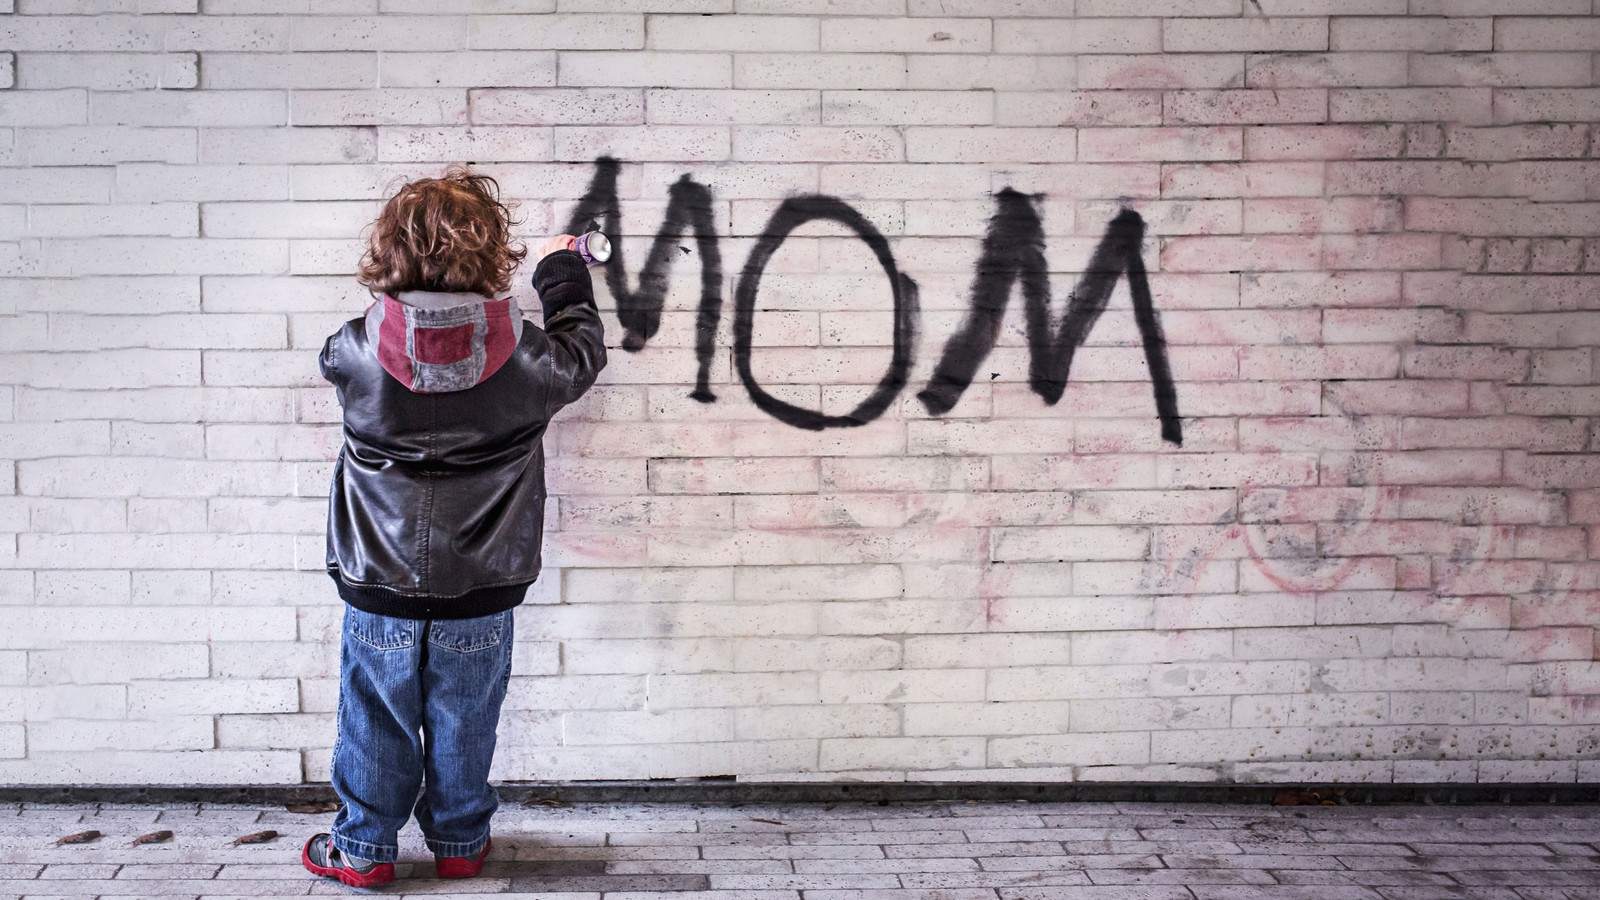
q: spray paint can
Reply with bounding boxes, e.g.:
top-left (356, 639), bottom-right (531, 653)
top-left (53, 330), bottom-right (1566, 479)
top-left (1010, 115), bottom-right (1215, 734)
top-left (573, 230), bottom-right (612, 266)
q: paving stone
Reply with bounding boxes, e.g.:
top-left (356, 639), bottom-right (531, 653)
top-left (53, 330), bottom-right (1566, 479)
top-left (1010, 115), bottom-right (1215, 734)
top-left (902, 871), bottom-right (1095, 888)
top-left (999, 888), bottom-right (1191, 899)
top-left (35, 864), bottom-right (119, 879)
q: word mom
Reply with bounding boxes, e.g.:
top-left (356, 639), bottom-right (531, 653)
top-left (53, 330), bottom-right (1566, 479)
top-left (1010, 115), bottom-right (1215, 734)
top-left (563, 157), bottom-right (1182, 446)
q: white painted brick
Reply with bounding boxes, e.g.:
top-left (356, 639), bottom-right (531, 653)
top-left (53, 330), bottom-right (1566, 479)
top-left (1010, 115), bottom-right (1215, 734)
top-left (21, 127), bottom-right (196, 167)
top-left (201, 52), bottom-right (376, 90)
top-left (37, 393), bottom-right (283, 434)
top-left (201, 201), bottom-right (377, 238)
top-left (1165, 17), bottom-right (1328, 53)
top-left (205, 424), bottom-right (338, 460)
top-left (822, 90), bottom-right (991, 126)
top-left (822, 735), bottom-right (984, 770)
top-left (0, 422), bottom-right (108, 458)
top-left (907, 126), bottom-right (1074, 163)
top-left (555, 125), bottom-right (729, 161)
top-left (45, 313), bottom-right (285, 351)
top-left (291, 15), bottom-right (466, 51)
top-left (22, 0), bottom-right (199, 9)
top-left (383, 0), bottom-right (551, 9)
top-left (822, 16), bottom-right (989, 53)
top-left (3, 349), bottom-right (200, 388)
top-left (199, 126), bottom-right (376, 165)
top-left (5, 275), bottom-right (199, 315)
top-left (379, 50), bottom-right (552, 88)
top-left (0, 89), bottom-right (87, 126)
top-left (35, 569), bottom-right (127, 608)
top-left (997, 90), bottom-right (1161, 126)
top-left (125, 496), bottom-right (205, 533)
top-left (649, 14), bottom-right (815, 51)
top-left (128, 677), bottom-right (297, 716)
top-left (990, 732), bottom-right (1151, 767)
top-left (913, 0), bottom-right (1082, 13)
top-left (29, 717), bottom-right (211, 752)
top-left (565, 708), bottom-right (734, 744)
top-left (559, 50), bottom-right (731, 87)
top-left (908, 53), bottom-right (1076, 91)
top-left (112, 422), bottom-right (204, 459)
top-left (29, 203), bottom-right (196, 238)
top-left (996, 17), bottom-right (1161, 54)
top-left (214, 712), bottom-right (334, 749)
top-left (166, 15), bottom-right (286, 51)
top-left (471, 87), bottom-right (643, 124)
top-left (469, 13), bottom-right (642, 49)
top-left (733, 126), bottom-right (899, 163)
top-left (15, 52), bottom-right (196, 90)
top-left (0, 748), bottom-right (300, 784)
top-left (0, 166), bottom-right (113, 203)
top-left (561, 0), bottom-right (722, 8)
top-left (19, 457), bottom-right (292, 497)
top-left (40, 237), bottom-right (286, 275)
top-left (209, 0), bottom-right (373, 9)
top-left (645, 88), bottom-right (816, 125)
top-left (292, 88), bottom-right (468, 126)
top-left (737, 0), bottom-right (900, 12)
top-left (20, 533), bottom-right (293, 569)
top-left (91, 90), bottom-right (285, 126)
top-left (735, 52), bottom-right (907, 89)
top-left (0, 15), bottom-right (164, 51)
top-left (1410, 52), bottom-right (1592, 89)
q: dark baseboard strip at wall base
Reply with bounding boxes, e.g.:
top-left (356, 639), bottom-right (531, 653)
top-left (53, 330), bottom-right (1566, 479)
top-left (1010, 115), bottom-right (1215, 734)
top-left (1, 782), bottom-right (1597, 806)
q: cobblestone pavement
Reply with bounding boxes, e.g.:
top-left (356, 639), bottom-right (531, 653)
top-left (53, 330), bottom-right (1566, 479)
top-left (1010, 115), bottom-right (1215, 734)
top-left (1, 799), bottom-right (1598, 898)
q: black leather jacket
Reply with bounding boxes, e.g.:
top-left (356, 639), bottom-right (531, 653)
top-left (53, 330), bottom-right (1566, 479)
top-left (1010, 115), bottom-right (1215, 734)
top-left (318, 249), bottom-right (605, 619)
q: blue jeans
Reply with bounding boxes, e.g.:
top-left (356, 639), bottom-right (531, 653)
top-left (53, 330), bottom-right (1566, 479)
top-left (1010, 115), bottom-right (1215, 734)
top-left (330, 604), bottom-right (514, 863)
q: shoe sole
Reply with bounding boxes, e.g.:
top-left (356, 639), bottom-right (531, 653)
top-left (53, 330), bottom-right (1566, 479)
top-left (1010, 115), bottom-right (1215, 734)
top-left (302, 835), bottom-right (396, 887)
top-left (436, 835), bottom-right (492, 878)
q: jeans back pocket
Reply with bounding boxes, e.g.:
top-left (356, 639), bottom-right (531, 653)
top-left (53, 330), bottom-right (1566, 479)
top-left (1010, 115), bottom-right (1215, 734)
top-left (346, 605), bottom-right (418, 651)
top-left (427, 609), bottom-right (508, 653)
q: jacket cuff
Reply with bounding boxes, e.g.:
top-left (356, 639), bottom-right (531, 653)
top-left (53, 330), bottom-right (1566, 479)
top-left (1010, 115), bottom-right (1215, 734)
top-left (532, 248), bottom-right (588, 291)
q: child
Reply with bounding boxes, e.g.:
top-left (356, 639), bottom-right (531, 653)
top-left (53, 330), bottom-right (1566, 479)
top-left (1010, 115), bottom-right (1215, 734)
top-left (302, 165), bottom-right (606, 887)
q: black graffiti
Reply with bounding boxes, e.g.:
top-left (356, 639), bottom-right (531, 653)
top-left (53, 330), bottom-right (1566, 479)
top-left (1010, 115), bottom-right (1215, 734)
top-left (735, 196), bottom-right (918, 430)
top-left (558, 157), bottom-right (1180, 445)
top-left (561, 157), bottom-right (724, 401)
top-left (917, 189), bottom-right (1183, 446)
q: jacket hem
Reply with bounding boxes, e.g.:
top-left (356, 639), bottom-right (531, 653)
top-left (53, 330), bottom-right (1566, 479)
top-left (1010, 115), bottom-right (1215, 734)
top-left (329, 567), bottom-right (534, 620)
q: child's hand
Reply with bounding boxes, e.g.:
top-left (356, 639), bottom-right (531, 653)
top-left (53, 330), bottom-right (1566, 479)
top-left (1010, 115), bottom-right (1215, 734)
top-left (537, 234), bottom-right (578, 260)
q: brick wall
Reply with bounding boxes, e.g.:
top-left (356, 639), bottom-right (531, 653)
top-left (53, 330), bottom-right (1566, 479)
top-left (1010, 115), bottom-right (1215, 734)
top-left (3, 1), bottom-right (1599, 786)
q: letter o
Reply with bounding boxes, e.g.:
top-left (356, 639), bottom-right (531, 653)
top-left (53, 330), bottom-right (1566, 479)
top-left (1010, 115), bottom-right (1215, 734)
top-left (733, 196), bottom-right (919, 431)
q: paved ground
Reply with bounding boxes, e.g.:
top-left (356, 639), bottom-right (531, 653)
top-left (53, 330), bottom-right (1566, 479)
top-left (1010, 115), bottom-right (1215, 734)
top-left (0, 799), bottom-right (1597, 898)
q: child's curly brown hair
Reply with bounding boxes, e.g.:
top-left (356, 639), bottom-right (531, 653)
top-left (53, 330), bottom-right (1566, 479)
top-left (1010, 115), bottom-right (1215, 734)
top-left (357, 165), bottom-right (528, 298)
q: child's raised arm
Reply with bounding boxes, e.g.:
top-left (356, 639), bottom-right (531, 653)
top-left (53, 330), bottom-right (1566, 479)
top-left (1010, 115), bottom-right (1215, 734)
top-left (530, 245), bottom-right (607, 420)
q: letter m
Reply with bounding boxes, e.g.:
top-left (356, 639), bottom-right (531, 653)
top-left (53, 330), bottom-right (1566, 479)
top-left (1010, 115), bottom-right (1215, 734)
top-left (561, 156), bottom-right (724, 402)
top-left (915, 189), bottom-right (1183, 446)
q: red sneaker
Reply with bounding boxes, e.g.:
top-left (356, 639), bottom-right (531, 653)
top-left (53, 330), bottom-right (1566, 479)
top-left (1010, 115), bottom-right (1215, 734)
top-left (435, 836), bottom-right (492, 878)
top-left (302, 833), bottom-right (395, 887)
